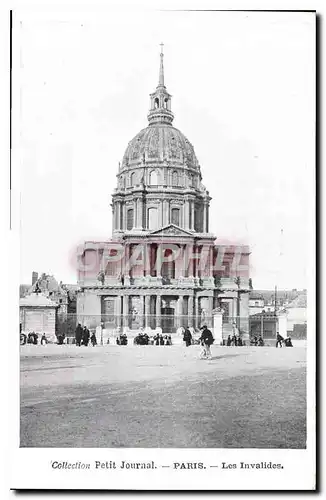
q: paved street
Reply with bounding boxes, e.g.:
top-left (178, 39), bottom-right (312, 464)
top-left (20, 344), bottom-right (306, 448)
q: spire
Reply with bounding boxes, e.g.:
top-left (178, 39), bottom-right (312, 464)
top-left (159, 42), bottom-right (164, 87)
top-left (147, 44), bottom-right (174, 125)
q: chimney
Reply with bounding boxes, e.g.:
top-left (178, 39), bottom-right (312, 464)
top-left (32, 271), bottom-right (38, 285)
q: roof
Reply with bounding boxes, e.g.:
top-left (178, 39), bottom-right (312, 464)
top-left (287, 294), bottom-right (307, 308)
top-left (20, 292), bottom-right (58, 308)
top-left (249, 292), bottom-right (264, 300)
top-left (122, 124), bottom-right (199, 170)
top-left (31, 274), bottom-right (67, 296)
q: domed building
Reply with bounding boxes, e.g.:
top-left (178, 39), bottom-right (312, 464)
top-left (77, 47), bottom-right (250, 342)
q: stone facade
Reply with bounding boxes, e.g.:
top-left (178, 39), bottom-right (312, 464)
top-left (20, 290), bottom-right (58, 342)
top-left (77, 48), bottom-right (251, 341)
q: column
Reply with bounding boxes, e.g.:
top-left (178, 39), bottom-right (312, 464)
top-left (116, 295), bottom-right (122, 330)
top-left (183, 244), bottom-right (188, 278)
top-left (212, 309), bottom-right (223, 345)
top-left (188, 295), bottom-right (194, 327)
top-left (184, 199), bottom-right (189, 229)
top-left (203, 203), bottom-right (208, 232)
top-left (163, 200), bottom-right (168, 226)
top-left (208, 296), bottom-right (213, 327)
top-left (188, 245), bottom-right (194, 278)
top-left (111, 204), bottom-right (115, 232)
top-left (123, 295), bottom-right (129, 329)
top-left (195, 246), bottom-right (200, 280)
top-left (144, 243), bottom-right (150, 276)
top-left (194, 295), bottom-right (199, 328)
top-left (114, 202), bottom-right (119, 230)
top-left (160, 199), bottom-right (164, 227)
top-left (206, 203), bottom-right (210, 232)
top-left (191, 201), bottom-right (195, 230)
top-left (133, 198), bottom-right (138, 228)
top-left (156, 295), bottom-right (161, 328)
top-left (138, 197), bottom-right (143, 229)
top-left (122, 202), bottom-right (126, 231)
top-left (145, 295), bottom-right (151, 328)
top-left (177, 295), bottom-right (184, 328)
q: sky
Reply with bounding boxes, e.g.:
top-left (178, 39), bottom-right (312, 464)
top-left (17, 10), bottom-right (315, 289)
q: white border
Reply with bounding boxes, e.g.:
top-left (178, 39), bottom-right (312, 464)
top-left (4, 1), bottom-right (317, 493)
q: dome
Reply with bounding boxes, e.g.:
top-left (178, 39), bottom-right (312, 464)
top-left (122, 123), bottom-right (199, 169)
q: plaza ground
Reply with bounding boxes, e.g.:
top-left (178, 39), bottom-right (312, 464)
top-left (20, 344), bottom-right (306, 448)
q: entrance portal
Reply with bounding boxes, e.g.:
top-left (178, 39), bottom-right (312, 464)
top-left (161, 307), bottom-right (175, 333)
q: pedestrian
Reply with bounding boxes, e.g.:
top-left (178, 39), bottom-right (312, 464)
top-left (82, 326), bottom-right (90, 346)
top-left (90, 331), bottom-right (97, 346)
top-left (40, 333), bottom-right (47, 345)
top-left (284, 336), bottom-right (293, 347)
top-left (226, 335), bottom-right (232, 346)
top-left (199, 325), bottom-right (214, 360)
top-left (75, 323), bottom-right (83, 347)
top-left (276, 333), bottom-right (284, 348)
top-left (57, 333), bottom-right (65, 345)
top-left (183, 326), bottom-right (192, 347)
top-left (258, 335), bottom-right (264, 346)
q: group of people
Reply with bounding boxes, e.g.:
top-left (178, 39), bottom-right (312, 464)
top-left (133, 332), bottom-right (172, 345)
top-left (20, 332), bottom-right (48, 345)
top-left (227, 335), bottom-right (246, 346)
top-left (75, 324), bottom-right (97, 347)
top-left (116, 333), bottom-right (128, 345)
top-left (276, 333), bottom-right (293, 348)
top-left (250, 335), bottom-right (264, 347)
top-left (152, 333), bottom-right (172, 346)
top-left (182, 325), bottom-right (215, 360)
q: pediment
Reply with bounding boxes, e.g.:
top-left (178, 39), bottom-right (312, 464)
top-left (149, 224), bottom-right (194, 237)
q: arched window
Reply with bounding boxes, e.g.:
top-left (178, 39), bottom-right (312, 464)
top-left (154, 98), bottom-right (159, 109)
top-left (164, 97), bottom-right (168, 109)
top-left (149, 170), bottom-right (158, 185)
top-left (130, 172), bottom-right (136, 186)
top-left (148, 207), bottom-right (158, 230)
top-left (127, 209), bottom-right (134, 230)
top-left (171, 208), bottom-right (180, 226)
top-left (172, 171), bottom-right (178, 186)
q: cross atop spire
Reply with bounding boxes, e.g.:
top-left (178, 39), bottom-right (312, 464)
top-left (147, 44), bottom-right (174, 125)
top-left (159, 42), bottom-right (164, 87)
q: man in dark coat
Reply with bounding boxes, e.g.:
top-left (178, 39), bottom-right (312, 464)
top-left (75, 323), bottom-right (83, 347)
top-left (90, 331), bottom-right (97, 346)
top-left (82, 326), bottom-right (90, 346)
top-left (183, 327), bottom-right (192, 347)
top-left (276, 333), bottom-right (284, 348)
top-left (199, 325), bottom-right (214, 359)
